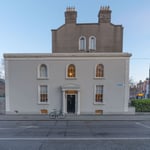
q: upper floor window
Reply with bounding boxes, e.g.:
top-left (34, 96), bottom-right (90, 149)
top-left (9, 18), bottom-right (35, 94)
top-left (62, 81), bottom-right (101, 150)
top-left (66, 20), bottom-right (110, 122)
top-left (67, 64), bottom-right (76, 78)
top-left (39, 64), bottom-right (48, 79)
top-left (96, 64), bottom-right (104, 78)
top-left (79, 36), bottom-right (86, 51)
top-left (89, 36), bottom-right (96, 50)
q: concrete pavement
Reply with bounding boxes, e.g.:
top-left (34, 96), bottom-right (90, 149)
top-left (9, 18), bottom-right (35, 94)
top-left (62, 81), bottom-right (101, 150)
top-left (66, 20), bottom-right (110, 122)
top-left (0, 113), bottom-right (150, 121)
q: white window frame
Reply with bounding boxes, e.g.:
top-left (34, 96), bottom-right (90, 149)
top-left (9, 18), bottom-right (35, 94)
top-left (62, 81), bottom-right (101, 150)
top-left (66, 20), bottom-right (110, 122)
top-left (38, 85), bottom-right (49, 104)
top-left (89, 36), bottom-right (96, 51)
top-left (79, 36), bottom-right (86, 51)
top-left (94, 64), bottom-right (104, 79)
top-left (37, 64), bottom-right (49, 80)
top-left (94, 84), bottom-right (104, 104)
top-left (66, 64), bottom-right (77, 80)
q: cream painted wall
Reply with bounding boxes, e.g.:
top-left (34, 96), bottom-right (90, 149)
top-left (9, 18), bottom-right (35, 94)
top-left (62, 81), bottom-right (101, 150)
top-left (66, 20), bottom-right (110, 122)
top-left (4, 53), bottom-right (131, 114)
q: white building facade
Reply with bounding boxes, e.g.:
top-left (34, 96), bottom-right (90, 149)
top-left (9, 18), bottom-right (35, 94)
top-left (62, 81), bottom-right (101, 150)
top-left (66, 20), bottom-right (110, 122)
top-left (4, 7), bottom-right (133, 114)
top-left (4, 53), bottom-right (131, 114)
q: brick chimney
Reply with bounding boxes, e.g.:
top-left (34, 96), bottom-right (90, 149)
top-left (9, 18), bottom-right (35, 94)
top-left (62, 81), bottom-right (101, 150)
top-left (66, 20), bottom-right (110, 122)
top-left (98, 6), bottom-right (111, 23)
top-left (65, 7), bottom-right (77, 24)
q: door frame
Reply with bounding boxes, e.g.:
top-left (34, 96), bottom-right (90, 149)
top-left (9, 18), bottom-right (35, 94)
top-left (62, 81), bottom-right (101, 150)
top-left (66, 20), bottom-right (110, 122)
top-left (61, 84), bottom-right (80, 115)
top-left (67, 94), bottom-right (76, 113)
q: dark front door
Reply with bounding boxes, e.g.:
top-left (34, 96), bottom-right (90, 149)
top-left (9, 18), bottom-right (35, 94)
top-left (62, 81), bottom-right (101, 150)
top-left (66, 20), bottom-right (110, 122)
top-left (67, 95), bottom-right (75, 113)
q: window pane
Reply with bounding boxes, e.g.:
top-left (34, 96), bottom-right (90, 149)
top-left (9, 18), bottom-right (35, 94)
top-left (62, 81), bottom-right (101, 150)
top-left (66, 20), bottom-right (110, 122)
top-left (68, 64), bottom-right (76, 78)
top-left (79, 36), bottom-right (86, 50)
top-left (40, 85), bottom-right (48, 102)
top-left (96, 64), bottom-right (104, 77)
top-left (95, 85), bottom-right (103, 102)
top-left (89, 36), bottom-right (96, 50)
top-left (40, 64), bottom-right (47, 78)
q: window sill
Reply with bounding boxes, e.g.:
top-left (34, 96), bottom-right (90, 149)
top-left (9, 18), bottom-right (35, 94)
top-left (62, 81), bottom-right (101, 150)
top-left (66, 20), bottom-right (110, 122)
top-left (38, 102), bottom-right (49, 105)
top-left (65, 77), bottom-right (77, 80)
top-left (94, 77), bottom-right (105, 80)
top-left (89, 49), bottom-right (96, 52)
top-left (37, 77), bottom-right (49, 80)
top-left (79, 49), bottom-right (86, 52)
top-left (93, 102), bottom-right (105, 105)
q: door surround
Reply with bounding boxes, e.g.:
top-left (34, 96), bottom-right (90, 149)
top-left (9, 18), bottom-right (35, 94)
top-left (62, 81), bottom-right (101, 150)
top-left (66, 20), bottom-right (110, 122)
top-left (61, 84), bottom-right (80, 115)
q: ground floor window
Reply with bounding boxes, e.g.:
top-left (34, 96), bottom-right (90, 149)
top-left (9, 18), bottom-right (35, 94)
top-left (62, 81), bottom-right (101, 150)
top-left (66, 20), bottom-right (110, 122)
top-left (95, 85), bottom-right (103, 103)
top-left (39, 85), bottom-right (48, 103)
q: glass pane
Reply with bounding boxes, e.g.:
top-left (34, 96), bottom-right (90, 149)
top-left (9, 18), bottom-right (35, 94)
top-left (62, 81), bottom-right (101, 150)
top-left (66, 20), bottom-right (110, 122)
top-left (95, 85), bottom-right (103, 102)
top-left (90, 37), bottom-right (96, 50)
top-left (40, 85), bottom-right (48, 102)
top-left (40, 64), bottom-right (47, 77)
top-left (79, 37), bottom-right (86, 50)
top-left (68, 64), bottom-right (76, 77)
top-left (96, 64), bottom-right (104, 77)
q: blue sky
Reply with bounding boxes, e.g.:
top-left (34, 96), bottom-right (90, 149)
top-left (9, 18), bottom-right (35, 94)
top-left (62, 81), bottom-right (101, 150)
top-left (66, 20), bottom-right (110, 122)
top-left (0, 0), bottom-right (150, 82)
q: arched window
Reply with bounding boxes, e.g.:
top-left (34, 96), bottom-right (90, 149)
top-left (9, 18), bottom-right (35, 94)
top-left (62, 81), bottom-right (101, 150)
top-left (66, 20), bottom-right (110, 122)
top-left (96, 64), bottom-right (104, 78)
top-left (39, 64), bottom-right (48, 78)
top-left (89, 36), bottom-right (96, 50)
top-left (79, 36), bottom-right (86, 51)
top-left (67, 64), bottom-right (76, 78)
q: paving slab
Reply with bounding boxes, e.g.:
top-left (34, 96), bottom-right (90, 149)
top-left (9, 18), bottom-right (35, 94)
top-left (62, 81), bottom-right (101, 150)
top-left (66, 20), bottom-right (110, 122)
top-left (0, 113), bottom-right (150, 121)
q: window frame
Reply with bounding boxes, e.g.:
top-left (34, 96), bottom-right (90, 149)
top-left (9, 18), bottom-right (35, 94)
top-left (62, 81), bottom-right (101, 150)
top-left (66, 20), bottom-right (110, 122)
top-left (79, 36), bottom-right (86, 51)
top-left (37, 64), bottom-right (49, 80)
top-left (38, 85), bottom-right (49, 104)
top-left (66, 64), bottom-right (77, 79)
top-left (89, 36), bottom-right (96, 51)
top-left (94, 85), bottom-right (104, 104)
top-left (95, 64), bottom-right (104, 79)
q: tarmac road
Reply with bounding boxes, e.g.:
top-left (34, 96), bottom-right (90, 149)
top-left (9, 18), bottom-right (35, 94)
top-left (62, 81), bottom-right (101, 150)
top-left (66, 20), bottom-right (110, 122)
top-left (0, 119), bottom-right (150, 149)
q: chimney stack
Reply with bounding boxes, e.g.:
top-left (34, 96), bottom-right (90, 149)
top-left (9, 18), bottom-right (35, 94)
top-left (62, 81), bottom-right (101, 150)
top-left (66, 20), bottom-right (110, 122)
top-left (98, 6), bottom-right (111, 23)
top-left (65, 7), bottom-right (77, 24)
